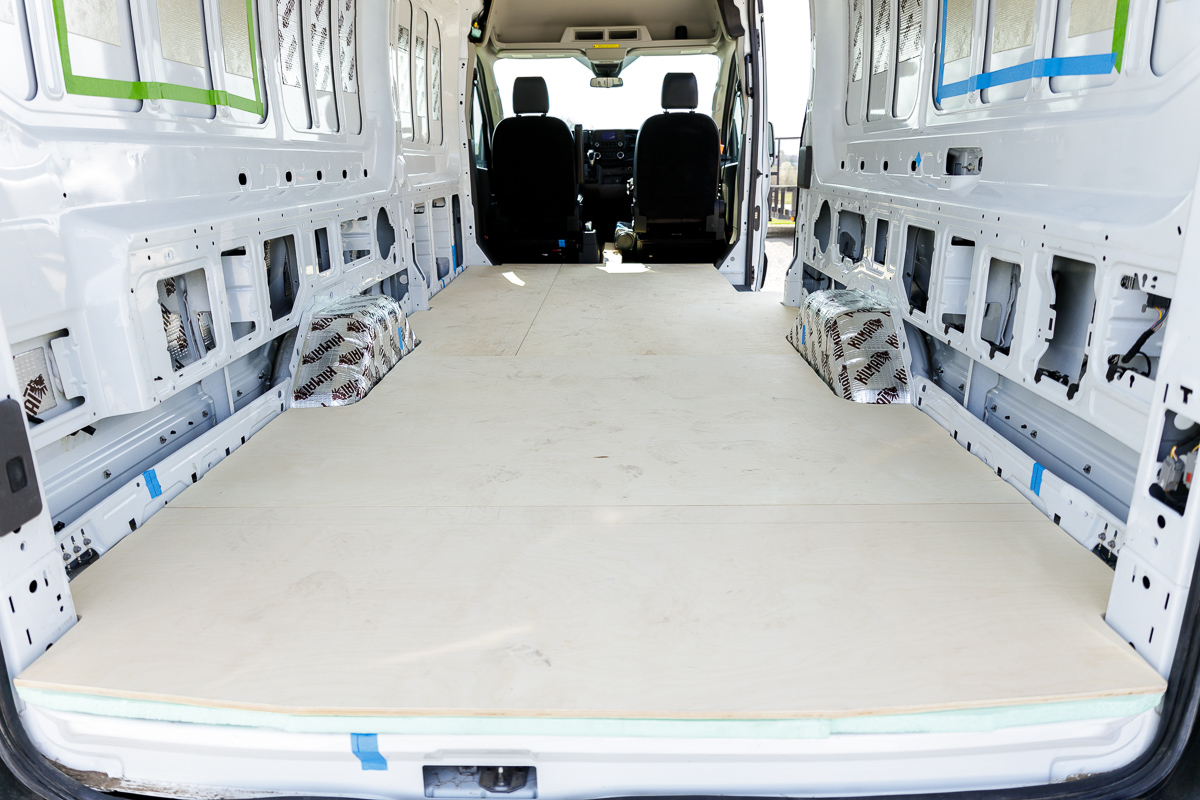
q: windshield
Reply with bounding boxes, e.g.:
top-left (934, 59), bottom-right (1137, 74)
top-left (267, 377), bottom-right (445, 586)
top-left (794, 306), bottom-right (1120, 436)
top-left (492, 53), bottom-right (721, 130)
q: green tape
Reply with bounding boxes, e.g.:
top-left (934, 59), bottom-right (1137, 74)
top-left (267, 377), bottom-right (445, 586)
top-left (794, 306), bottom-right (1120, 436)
top-left (1111, 0), bottom-right (1130, 73)
top-left (51, 0), bottom-right (263, 116)
top-left (16, 687), bottom-right (1164, 740)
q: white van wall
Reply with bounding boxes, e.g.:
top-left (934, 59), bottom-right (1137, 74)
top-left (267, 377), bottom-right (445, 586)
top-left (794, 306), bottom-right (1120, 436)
top-left (0, 0), bottom-right (480, 677)
top-left (792, 0), bottom-right (1200, 678)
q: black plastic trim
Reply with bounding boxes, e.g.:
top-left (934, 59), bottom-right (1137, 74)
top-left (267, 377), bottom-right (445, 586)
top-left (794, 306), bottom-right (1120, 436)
top-left (718, 0), bottom-right (746, 38)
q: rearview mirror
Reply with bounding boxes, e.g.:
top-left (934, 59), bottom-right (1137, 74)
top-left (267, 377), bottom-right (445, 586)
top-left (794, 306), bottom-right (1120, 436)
top-left (590, 77), bottom-right (624, 88)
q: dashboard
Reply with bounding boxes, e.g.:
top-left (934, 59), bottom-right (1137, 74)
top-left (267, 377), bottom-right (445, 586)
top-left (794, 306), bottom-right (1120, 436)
top-left (581, 129), bottom-right (638, 186)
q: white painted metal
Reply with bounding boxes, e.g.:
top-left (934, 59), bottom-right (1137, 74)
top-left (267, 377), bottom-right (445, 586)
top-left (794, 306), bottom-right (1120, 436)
top-left (790, 0), bottom-right (1200, 691)
top-left (20, 705), bottom-right (1161, 799)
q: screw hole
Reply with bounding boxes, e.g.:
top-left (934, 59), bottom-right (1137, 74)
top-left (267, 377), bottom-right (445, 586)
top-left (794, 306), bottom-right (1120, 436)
top-left (238, 173), bottom-right (247, 186)
top-left (285, 171), bottom-right (293, 183)
top-left (1158, 515), bottom-right (1166, 529)
top-left (1143, 575), bottom-right (1151, 589)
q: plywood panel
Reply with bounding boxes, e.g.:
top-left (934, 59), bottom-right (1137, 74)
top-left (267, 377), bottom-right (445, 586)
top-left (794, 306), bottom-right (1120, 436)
top-left (16, 262), bottom-right (1165, 724)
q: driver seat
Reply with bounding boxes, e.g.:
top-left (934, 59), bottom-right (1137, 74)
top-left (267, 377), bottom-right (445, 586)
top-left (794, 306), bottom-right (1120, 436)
top-left (632, 73), bottom-right (723, 243)
top-left (490, 77), bottom-right (580, 260)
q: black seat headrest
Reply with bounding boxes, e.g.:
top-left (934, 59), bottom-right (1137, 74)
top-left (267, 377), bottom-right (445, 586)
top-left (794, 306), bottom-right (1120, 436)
top-left (512, 77), bottom-right (550, 115)
top-left (661, 73), bottom-right (698, 110)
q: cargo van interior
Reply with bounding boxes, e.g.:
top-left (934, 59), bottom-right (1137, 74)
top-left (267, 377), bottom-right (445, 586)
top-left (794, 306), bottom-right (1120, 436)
top-left (0, 0), bottom-right (1198, 798)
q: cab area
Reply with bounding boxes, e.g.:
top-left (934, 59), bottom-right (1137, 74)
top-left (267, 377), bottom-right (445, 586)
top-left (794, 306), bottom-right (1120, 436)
top-left (465, 0), bottom-right (755, 266)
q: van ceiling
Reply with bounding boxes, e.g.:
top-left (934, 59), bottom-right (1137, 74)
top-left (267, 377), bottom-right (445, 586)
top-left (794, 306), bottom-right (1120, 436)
top-left (486, 0), bottom-right (727, 44)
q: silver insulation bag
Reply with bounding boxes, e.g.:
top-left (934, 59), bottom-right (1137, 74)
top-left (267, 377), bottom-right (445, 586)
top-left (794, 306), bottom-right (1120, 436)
top-left (292, 295), bottom-right (417, 407)
top-left (787, 289), bottom-right (910, 404)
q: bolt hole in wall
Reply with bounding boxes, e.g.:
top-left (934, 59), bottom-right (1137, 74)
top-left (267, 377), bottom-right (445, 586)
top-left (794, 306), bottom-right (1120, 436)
top-left (873, 219), bottom-right (889, 265)
top-left (11, 330), bottom-right (85, 425)
top-left (981, 258), bottom-right (1022, 357)
top-left (377, 209), bottom-right (397, 262)
top-left (220, 247), bottom-right (258, 341)
top-left (263, 236), bottom-right (301, 321)
top-left (314, 228), bottom-right (333, 273)
top-left (1151, 410), bottom-right (1198, 514)
top-left (902, 225), bottom-right (936, 313)
top-left (938, 236), bottom-right (975, 334)
top-left (813, 201), bottom-right (832, 255)
top-left (1035, 256), bottom-right (1097, 400)
top-left (837, 211), bottom-right (866, 261)
top-left (341, 217), bottom-right (373, 264)
top-left (1105, 273), bottom-right (1170, 384)
top-left (946, 147), bottom-right (983, 175)
top-left (157, 271), bottom-right (216, 372)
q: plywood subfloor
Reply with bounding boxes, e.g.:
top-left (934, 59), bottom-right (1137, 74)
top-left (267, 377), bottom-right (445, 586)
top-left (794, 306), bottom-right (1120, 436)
top-left (17, 264), bottom-right (1165, 723)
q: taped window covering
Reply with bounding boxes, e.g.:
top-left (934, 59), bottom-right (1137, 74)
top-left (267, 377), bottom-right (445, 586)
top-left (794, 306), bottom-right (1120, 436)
top-left (395, 0), bottom-right (413, 139)
top-left (944, 0), bottom-right (973, 62)
top-left (219, 0), bottom-right (251, 76)
top-left (871, 0), bottom-right (892, 74)
top-left (157, 0), bottom-right (206, 67)
top-left (277, 0), bottom-right (303, 87)
top-left (850, 0), bottom-right (866, 80)
top-left (1068, 0), bottom-right (1117, 36)
top-left (64, 0), bottom-right (120, 45)
top-left (338, 0), bottom-right (356, 93)
top-left (309, 0), bottom-right (334, 92)
top-left (992, 0), bottom-right (1035, 52)
top-left (51, 0), bottom-right (262, 113)
top-left (415, 9), bottom-right (428, 141)
top-left (897, 0), bottom-right (922, 61)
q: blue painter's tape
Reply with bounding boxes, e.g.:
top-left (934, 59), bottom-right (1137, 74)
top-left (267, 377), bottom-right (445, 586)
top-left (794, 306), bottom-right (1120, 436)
top-left (935, 0), bottom-right (1117, 102)
top-left (350, 733), bottom-right (387, 770)
top-left (143, 469), bottom-right (162, 499)
top-left (800, 324), bottom-right (806, 345)
top-left (451, 245), bottom-right (457, 273)
top-left (938, 53), bottom-right (1115, 99)
top-left (1030, 463), bottom-right (1045, 496)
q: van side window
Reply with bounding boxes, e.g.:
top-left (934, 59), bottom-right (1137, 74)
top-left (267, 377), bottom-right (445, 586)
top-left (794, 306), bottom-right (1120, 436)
top-left (277, 0), bottom-right (312, 128)
top-left (893, 0), bottom-right (922, 117)
top-left (0, 0), bottom-right (36, 102)
top-left (431, 19), bottom-right (443, 145)
top-left (56, 0), bottom-right (145, 112)
top-left (725, 82), bottom-right (744, 163)
top-left (392, 0), bottom-right (414, 140)
top-left (218, 0), bottom-right (266, 123)
top-left (150, 0), bottom-right (217, 120)
top-left (414, 9), bottom-right (429, 143)
top-left (470, 70), bottom-right (489, 168)
top-left (339, 0), bottom-right (362, 134)
top-left (935, 0), bottom-right (975, 109)
top-left (308, 0), bottom-right (340, 131)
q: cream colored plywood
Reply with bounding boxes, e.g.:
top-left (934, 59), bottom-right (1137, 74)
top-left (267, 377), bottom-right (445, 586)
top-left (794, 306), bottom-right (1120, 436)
top-left (19, 505), bottom-right (1162, 718)
top-left (168, 354), bottom-right (1020, 509)
top-left (16, 262), bottom-right (1166, 723)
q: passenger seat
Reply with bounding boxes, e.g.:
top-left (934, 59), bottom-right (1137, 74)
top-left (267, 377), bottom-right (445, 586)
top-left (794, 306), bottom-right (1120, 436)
top-left (632, 73), bottom-right (722, 246)
top-left (490, 76), bottom-right (581, 260)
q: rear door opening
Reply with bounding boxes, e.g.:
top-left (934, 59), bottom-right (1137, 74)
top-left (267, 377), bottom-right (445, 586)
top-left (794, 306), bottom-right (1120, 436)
top-left (1, 0), bottom-right (1200, 798)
